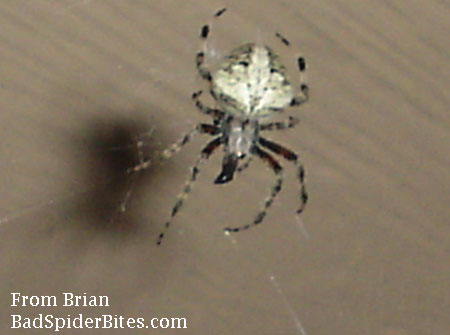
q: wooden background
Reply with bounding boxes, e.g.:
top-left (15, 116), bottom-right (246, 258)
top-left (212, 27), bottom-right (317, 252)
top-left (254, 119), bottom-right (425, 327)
top-left (1, 1), bottom-right (448, 334)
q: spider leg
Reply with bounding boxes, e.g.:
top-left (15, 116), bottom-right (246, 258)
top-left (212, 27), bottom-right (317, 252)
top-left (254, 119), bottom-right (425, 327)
top-left (275, 32), bottom-right (291, 46)
top-left (157, 136), bottom-right (223, 245)
top-left (237, 156), bottom-right (253, 173)
top-left (162, 123), bottom-right (220, 159)
top-left (224, 146), bottom-right (283, 233)
top-left (196, 8), bottom-right (227, 82)
top-left (288, 53), bottom-right (308, 107)
top-left (195, 52), bottom-right (212, 82)
top-left (192, 90), bottom-right (225, 125)
top-left (260, 116), bottom-right (299, 131)
top-left (274, 33), bottom-right (309, 108)
top-left (258, 137), bottom-right (308, 215)
top-left (289, 83), bottom-right (309, 107)
top-left (198, 123), bottom-right (221, 135)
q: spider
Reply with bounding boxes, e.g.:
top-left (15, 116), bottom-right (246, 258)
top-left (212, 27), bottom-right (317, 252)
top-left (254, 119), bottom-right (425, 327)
top-left (157, 8), bottom-right (309, 245)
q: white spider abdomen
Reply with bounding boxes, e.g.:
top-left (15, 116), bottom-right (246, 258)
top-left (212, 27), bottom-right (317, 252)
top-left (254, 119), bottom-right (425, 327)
top-left (212, 44), bottom-right (293, 118)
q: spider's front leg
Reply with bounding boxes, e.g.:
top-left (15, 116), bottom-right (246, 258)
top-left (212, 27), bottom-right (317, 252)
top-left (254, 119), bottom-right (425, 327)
top-left (289, 83), bottom-right (309, 107)
top-left (274, 33), bottom-right (309, 109)
top-left (195, 52), bottom-right (212, 82)
top-left (196, 8), bottom-right (227, 82)
top-left (288, 57), bottom-right (309, 108)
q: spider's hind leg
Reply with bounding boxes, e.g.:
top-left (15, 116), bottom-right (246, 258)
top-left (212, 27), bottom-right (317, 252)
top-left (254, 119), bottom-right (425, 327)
top-left (259, 137), bottom-right (308, 215)
top-left (224, 146), bottom-right (283, 233)
top-left (157, 136), bottom-right (222, 245)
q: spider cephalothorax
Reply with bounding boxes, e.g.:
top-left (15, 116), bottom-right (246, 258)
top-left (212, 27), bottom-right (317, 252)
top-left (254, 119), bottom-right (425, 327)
top-left (156, 8), bottom-right (309, 245)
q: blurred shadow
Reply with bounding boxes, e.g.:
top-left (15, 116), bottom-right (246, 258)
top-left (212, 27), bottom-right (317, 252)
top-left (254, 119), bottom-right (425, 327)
top-left (70, 114), bottom-right (158, 234)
